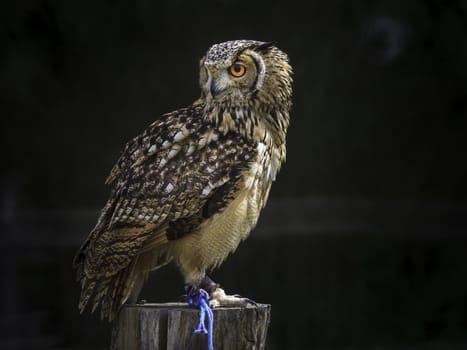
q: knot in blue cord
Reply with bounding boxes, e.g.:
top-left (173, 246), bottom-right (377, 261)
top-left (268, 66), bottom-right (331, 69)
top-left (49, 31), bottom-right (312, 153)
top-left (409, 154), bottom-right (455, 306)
top-left (188, 289), bottom-right (214, 350)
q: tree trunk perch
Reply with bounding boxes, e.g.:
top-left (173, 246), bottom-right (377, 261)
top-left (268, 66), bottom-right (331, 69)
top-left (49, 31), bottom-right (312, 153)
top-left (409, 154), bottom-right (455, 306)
top-left (110, 302), bottom-right (271, 350)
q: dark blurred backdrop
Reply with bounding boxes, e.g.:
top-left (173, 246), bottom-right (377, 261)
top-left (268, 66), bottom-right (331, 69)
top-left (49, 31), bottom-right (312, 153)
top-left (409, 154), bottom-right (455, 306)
top-left (1, 1), bottom-right (467, 349)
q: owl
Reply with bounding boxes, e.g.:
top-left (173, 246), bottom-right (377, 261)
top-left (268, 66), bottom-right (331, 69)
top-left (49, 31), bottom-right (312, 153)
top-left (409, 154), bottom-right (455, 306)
top-left (73, 40), bottom-right (293, 321)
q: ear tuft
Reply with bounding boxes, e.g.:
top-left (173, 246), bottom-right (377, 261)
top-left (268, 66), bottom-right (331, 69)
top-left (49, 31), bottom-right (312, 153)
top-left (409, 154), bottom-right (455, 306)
top-left (254, 42), bottom-right (277, 53)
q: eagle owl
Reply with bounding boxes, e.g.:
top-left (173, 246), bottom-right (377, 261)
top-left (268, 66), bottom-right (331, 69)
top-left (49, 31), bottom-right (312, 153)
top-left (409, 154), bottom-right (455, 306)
top-left (73, 40), bottom-right (293, 321)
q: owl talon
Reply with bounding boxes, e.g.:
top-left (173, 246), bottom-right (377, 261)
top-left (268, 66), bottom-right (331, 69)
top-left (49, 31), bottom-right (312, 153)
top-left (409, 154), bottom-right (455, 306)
top-left (243, 297), bottom-right (258, 306)
top-left (231, 294), bottom-right (256, 304)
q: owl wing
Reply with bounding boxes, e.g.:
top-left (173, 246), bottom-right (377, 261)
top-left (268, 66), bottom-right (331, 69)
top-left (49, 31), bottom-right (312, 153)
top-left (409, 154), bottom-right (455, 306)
top-left (74, 104), bottom-right (257, 316)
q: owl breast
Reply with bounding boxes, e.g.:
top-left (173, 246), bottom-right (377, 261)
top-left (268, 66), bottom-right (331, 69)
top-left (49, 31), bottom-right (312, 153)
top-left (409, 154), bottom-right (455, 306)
top-left (173, 138), bottom-right (279, 275)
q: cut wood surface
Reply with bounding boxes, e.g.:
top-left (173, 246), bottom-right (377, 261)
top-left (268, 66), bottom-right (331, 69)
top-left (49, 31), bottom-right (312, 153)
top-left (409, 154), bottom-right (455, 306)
top-left (110, 302), bottom-right (271, 350)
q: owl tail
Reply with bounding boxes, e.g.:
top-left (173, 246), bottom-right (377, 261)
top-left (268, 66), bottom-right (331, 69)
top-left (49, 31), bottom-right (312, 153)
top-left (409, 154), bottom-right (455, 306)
top-left (76, 257), bottom-right (144, 322)
top-left (76, 247), bottom-right (173, 322)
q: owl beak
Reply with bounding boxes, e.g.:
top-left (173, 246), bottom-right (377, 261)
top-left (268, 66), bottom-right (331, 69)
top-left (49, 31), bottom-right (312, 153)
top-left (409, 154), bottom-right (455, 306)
top-left (210, 79), bottom-right (223, 97)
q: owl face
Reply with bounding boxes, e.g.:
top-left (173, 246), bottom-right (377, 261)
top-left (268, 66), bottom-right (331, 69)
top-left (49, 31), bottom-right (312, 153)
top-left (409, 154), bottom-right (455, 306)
top-left (199, 40), bottom-right (276, 103)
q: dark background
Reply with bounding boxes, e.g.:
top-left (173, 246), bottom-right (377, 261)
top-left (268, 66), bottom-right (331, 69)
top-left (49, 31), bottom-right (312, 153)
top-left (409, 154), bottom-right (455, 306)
top-left (1, 0), bottom-right (467, 349)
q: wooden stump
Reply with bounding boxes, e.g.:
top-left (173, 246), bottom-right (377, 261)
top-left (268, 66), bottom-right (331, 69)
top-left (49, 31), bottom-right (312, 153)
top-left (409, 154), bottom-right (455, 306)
top-left (110, 302), bottom-right (271, 350)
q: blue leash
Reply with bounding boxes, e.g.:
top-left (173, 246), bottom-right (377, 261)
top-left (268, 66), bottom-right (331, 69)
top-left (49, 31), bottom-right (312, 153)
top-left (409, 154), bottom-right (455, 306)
top-left (188, 289), bottom-right (214, 350)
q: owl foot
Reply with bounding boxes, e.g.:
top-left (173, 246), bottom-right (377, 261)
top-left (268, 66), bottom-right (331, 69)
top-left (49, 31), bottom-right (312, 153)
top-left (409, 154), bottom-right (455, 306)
top-left (209, 287), bottom-right (257, 308)
top-left (182, 274), bottom-right (256, 308)
top-left (197, 274), bottom-right (256, 307)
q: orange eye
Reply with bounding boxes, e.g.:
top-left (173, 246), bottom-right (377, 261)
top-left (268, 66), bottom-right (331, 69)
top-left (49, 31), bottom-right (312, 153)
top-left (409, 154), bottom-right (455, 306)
top-left (229, 63), bottom-right (246, 77)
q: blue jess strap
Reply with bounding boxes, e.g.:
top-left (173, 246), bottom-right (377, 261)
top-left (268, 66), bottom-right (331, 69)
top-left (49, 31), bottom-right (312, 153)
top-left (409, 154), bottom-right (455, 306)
top-left (188, 289), bottom-right (214, 350)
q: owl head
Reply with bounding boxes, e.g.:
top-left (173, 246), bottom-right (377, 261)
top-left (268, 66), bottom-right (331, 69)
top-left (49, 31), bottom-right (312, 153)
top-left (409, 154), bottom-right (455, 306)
top-left (199, 40), bottom-right (292, 110)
